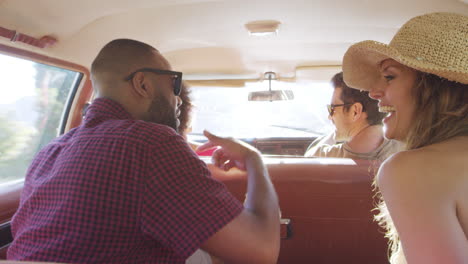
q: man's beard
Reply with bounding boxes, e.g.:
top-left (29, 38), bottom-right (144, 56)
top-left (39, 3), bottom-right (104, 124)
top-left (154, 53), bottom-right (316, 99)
top-left (146, 96), bottom-right (179, 132)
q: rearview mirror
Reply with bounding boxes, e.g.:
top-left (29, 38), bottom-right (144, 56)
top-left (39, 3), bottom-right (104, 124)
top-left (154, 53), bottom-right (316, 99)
top-left (248, 71), bottom-right (295, 101)
top-left (248, 90), bottom-right (294, 101)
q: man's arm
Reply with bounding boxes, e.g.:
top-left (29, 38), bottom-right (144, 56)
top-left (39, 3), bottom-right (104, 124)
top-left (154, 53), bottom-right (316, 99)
top-left (197, 131), bottom-right (280, 264)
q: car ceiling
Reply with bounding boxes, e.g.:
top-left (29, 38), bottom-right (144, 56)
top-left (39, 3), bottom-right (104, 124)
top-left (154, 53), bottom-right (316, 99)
top-left (0, 0), bottom-right (467, 81)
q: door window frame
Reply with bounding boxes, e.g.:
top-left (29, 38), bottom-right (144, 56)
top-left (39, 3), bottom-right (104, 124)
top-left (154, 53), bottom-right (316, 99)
top-left (0, 43), bottom-right (93, 134)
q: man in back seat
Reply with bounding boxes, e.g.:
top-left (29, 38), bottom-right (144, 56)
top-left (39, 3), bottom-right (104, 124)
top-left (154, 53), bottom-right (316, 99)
top-left (8, 39), bottom-right (280, 264)
top-left (305, 72), bottom-right (401, 161)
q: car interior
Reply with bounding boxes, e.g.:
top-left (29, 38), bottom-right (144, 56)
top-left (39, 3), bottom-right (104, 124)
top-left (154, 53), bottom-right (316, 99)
top-left (0, 0), bottom-right (467, 263)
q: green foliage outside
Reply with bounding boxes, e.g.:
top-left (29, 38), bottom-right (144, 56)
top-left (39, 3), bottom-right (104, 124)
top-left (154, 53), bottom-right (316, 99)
top-left (0, 62), bottom-right (79, 183)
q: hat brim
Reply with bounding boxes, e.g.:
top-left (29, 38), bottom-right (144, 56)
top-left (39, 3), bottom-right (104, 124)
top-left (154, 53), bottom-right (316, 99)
top-left (342, 40), bottom-right (468, 91)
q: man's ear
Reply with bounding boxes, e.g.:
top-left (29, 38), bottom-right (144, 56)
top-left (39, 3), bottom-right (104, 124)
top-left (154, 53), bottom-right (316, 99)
top-left (130, 72), bottom-right (151, 98)
top-left (352, 102), bottom-right (363, 121)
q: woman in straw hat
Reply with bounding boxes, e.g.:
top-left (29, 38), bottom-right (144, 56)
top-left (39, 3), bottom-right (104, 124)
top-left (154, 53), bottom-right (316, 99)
top-left (342, 12), bottom-right (467, 263)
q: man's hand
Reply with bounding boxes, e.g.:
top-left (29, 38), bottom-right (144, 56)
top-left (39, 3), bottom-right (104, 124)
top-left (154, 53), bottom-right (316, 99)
top-left (197, 130), bottom-right (260, 171)
top-left (198, 130), bottom-right (280, 264)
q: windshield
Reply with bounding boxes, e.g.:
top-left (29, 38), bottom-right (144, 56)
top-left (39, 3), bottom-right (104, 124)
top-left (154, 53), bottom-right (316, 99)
top-left (188, 81), bottom-right (334, 139)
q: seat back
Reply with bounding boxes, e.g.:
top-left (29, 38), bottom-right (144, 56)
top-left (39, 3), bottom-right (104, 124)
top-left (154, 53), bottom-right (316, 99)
top-left (208, 158), bottom-right (388, 264)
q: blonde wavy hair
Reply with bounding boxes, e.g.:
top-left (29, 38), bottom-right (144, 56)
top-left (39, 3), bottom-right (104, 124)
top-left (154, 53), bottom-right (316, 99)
top-left (374, 72), bottom-right (468, 263)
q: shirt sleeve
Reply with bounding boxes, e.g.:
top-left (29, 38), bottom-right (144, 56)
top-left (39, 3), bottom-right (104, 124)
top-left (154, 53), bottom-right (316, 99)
top-left (304, 133), bottom-right (337, 157)
top-left (307, 143), bottom-right (346, 158)
top-left (140, 132), bottom-right (243, 258)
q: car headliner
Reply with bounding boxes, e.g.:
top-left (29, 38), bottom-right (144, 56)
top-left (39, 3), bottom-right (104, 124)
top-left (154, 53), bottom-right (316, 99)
top-left (0, 0), bottom-right (466, 82)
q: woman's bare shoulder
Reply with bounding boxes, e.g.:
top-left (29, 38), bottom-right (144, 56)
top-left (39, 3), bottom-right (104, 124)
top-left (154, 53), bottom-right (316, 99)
top-left (377, 136), bottom-right (468, 199)
top-left (377, 150), bottom-right (425, 189)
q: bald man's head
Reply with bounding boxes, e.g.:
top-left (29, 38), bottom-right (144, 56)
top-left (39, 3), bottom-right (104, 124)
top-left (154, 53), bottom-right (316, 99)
top-left (90, 39), bottom-right (165, 92)
top-left (89, 39), bottom-right (181, 131)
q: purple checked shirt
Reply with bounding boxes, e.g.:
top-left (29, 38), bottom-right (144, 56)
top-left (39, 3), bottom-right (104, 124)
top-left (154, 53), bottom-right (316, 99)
top-left (8, 98), bottom-right (243, 264)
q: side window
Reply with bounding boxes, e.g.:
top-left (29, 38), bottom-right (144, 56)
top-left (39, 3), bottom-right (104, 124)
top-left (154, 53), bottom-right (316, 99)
top-left (0, 54), bottom-right (82, 184)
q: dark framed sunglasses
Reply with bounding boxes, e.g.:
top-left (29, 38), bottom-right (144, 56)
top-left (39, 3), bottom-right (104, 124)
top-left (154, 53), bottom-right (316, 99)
top-left (327, 103), bottom-right (353, 116)
top-left (124, 68), bottom-right (183, 96)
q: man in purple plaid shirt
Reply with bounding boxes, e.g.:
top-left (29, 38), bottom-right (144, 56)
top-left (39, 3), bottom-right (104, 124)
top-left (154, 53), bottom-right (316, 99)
top-left (8, 39), bottom-right (280, 264)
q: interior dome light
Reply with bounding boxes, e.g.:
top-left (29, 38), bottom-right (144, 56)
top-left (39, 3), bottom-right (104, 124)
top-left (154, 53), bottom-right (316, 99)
top-left (245, 20), bottom-right (281, 36)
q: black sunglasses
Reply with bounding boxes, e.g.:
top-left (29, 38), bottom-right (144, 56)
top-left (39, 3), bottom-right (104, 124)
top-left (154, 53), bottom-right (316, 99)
top-left (327, 103), bottom-right (353, 116)
top-left (124, 68), bottom-right (183, 96)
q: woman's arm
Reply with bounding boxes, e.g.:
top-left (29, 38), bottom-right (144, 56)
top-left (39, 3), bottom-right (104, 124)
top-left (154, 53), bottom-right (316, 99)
top-left (378, 151), bottom-right (468, 263)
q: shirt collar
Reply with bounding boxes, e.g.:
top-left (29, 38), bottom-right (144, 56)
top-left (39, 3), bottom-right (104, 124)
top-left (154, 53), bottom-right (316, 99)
top-left (84, 97), bottom-right (133, 123)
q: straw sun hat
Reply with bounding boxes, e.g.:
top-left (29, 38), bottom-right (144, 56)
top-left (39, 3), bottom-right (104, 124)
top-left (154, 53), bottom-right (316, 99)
top-left (342, 12), bottom-right (468, 91)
